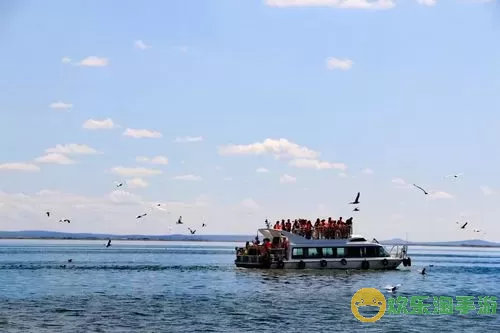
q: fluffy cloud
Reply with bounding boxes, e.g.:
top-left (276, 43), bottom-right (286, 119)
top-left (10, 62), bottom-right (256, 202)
top-left (218, 138), bottom-right (318, 159)
top-left (61, 57), bottom-right (72, 64)
top-left (391, 178), bottom-right (407, 185)
top-left (134, 40), bottom-right (151, 49)
top-left (34, 153), bottom-right (75, 165)
top-left (174, 136), bottom-right (203, 143)
top-left (0, 163), bottom-right (40, 172)
top-left (326, 57), bottom-right (354, 70)
top-left (256, 167), bottom-right (270, 173)
top-left (126, 178), bottom-right (149, 188)
top-left (338, 172), bottom-right (348, 178)
top-left (50, 101), bottom-right (73, 110)
top-left (136, 156), bottom-right (169, 165)
top-left (77, 56), bottom-right (109, 67)
top-left (362, 168), bottom-right (374, 175)
top-left (417, 0), bottom-right (436, 5)
top-left (123, 128), bottom-right (162, 139)
top-left (288, 158), bottom-right (347, 171)
top-left (46, 144), bottom-right (100, 155)
top-left (265, 0), bottom-right (395, 9)
top-left (173, 174), bottom-right (202, 181)
top-left (480, 186), bottom-right (496, 196)
top-left (110, 166), bottom-right (162, 177)
top-left (280, 174), bottom-right (296, 183)
top-left (427, 191), bottom-right (453, 199)
top-left (82, 118), bottom-right (116, 129)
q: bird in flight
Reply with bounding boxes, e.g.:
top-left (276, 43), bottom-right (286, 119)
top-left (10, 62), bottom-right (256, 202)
top-left (457, 222), bottom-right (468, 229)
top-left (115, 181), bottom-right (125, 188)
top-left (59, 219), bottom-right (70, 223)
top-left (136, 213), bottom-right (147, 219)
top-left (46, 212), bottom-right (50, 217)
top-left (176, 216), bottom-right (183, 224)
top-left (353, 207), bottom-right (359, 212)
top-left (106, 239), bottom-right (111, 248)
top-left (202, 223), bottom-right (207, 227)
top-left (446, 173), bottom-right (463, 179)
top-left (188, 228), bottom-right (196, 235)
top-left (473, 229), bottom-right (481, 233)
top-left (349, 192), bottom-right (360, 204)
top-left (413, 184), bottom-right (428, 195)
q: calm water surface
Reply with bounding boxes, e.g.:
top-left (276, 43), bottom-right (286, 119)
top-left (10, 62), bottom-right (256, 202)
top-left (0, 239), bottom-right (499, 332)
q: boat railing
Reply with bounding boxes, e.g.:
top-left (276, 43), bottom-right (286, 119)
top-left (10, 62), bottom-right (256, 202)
top-left (386, 244), bottom-right (408, 259)
top-left (234, 247), bottom-right (287, 263)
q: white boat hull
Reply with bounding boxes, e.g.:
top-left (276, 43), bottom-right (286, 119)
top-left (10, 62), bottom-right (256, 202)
top-left (235, 257), bottom-right (403, 270)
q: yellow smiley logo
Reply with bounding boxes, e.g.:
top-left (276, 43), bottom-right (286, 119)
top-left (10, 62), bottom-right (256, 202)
top-left (351, 288), bottom-right (387, 322)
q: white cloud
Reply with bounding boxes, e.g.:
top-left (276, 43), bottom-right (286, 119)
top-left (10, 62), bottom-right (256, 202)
top-left (123, 128), bottom-right (162, 139)
top-left (480, 186), bottom-right (496, 196)
top-left (82, 118), bottom-right (116, 130)
top-left (126, 178), bottom-right (149, 188)
top-left (34, 153), bottom-right (75, 165)
top-left (218, 138), bottom-right (318, 159)
top-left (46, 144), bottom-right (100, 155)
top-left (61, 57), bottom-right (72, 64)
top-left (417, 0), bottom-right (436, 5)
top-left (256, 167), bottom-right (270, 173)
top-left (136, 156), bottom-right (169, 165)
top-left (174, 136), bottom-right (203, 143)
top-left (280, 174), bottom-right (296, 183)
top-left (77, 56), bottom-right (109, 67)
top-left (134, 40), bottom-right (151, 50)
top-left (362, 168), bottom-right (374, 175)
top-left (265, 0), bottom-right (395, 9)
top-left (289, 158), bottom-right (347, 171)
top-left (428, 191), bottom-right (453, 199)
top-left (173, 174), bottom-right (202, 181)
top-left (50, 101), bottom-right (73, 110)
top-left (392, 178), bottom-right (406, 185)
top-left (240, 198), bottom-right (261, 210)
top-left (338, 172), bottom-right (348, 178)
top-left (110, 166), bottom-right (162, 177)
top-left (326, 57), bottom-right (354, 70)
top-left (0, 163), bottom-right (40, 172)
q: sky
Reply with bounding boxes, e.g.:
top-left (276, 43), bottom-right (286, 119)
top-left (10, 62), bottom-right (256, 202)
top-left (0, 0), bottom-right (499, 242)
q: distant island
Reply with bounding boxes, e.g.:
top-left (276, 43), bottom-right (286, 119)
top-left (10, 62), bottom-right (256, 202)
top-left (0, 230), bottom-right (498, 248)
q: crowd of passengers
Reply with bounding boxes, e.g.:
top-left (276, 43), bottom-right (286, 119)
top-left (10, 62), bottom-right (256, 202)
top-left (267, 217), bottom-right (353, 240)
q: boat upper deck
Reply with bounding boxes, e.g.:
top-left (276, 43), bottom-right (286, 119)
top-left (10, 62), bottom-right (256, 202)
top-left (258, 228), bottom-right (382, 247)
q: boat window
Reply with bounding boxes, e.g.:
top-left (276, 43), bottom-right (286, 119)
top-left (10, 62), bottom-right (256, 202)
top-left (322, 248), bottom-right (334, 258)
top-left (347, 247), bottom-right (361, 258)
top-left (378, 246), bottom-right (390, 257)
top-left (336, 247), bottom-right (345, 258)
top-left (364, 247), bottom-right (378, 257)
top-left (306, 248), bottom-right (321, 258)
top-left (292, 248), bottom-right (304, 259)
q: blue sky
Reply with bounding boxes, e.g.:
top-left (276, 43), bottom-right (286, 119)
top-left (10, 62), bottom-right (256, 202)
top-left (0, 0), bottom-right (499, 241)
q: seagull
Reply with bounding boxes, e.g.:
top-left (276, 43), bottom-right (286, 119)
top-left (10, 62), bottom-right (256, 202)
top-left (384, 284), bottom-right (401, 293)
top-left (188, 228), bottom-right (196, 235)
top-left (59, 219), bottom-right (70, 223)
top-left (202, 223), bottom-right (207, 227)
top-left (46, 212), bottom-right (50, 217)
top-left (115, 181), bottom-right (125, 188)
top-left (136, 213), bottom-right (147, 219)
top-left (473, 229), bottom-right (481, 233)
top-left (353, 207), bottom-right (360, 212)
top-left (413, 184), bottom-right (428, 195)
top-left (106, 239), bottom-right (111, 248)
top-left (419, 267), bottom-right (426, 275)
top-left (176, 216), bottom-right (183, 224)
top-left (459, 222), bottom-right (468, 229)
top-left (67, 259), bottom-right (72, 263)
top-left (446, 173), bottom-right (463, 179)
top-left (349, 192), bottom-right (360, 204)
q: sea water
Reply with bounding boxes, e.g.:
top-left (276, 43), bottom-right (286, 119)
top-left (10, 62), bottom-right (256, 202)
top-left (0, 239), bottom-right (499, 332)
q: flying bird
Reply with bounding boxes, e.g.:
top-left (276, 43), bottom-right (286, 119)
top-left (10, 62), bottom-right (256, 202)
top-left (176, 216), bottom-right (183, 224)
top-left (136, 213), bottom-right (147, 219)
top-left (106, 239), bottom-right (111, 248)
top-left (59, 219), bottom-right (70, 223)
top-left (115, 181), bottom-right (125, 188)
top-left (446, 173), bottom-right (463, 179)
top-left (46, 212), bottom-right (50, 217)
top-left (353, 207), bottom-right (359, 212)
top-left (473, 229), bottom-right (481, 233)
top-left (413, 184), bottom-right (428, 195)
top-left (349, 192), bottom-right (360, 204)
top-left (202, 223), bottom-right (207, 227)
top-left (384, 284), bottom-right (401, 293)
top-left (188, 228), bottom-right (196, 235)
top-left (456, 221), bottom-right (468, 229)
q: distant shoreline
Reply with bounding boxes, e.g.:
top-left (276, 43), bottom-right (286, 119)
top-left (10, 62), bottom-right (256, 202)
top-left (0, 236), bottom-right (499, 248)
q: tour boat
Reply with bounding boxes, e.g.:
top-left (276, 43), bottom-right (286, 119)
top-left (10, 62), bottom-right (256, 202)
top-left (234, 228), bottom-right (411, 270)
